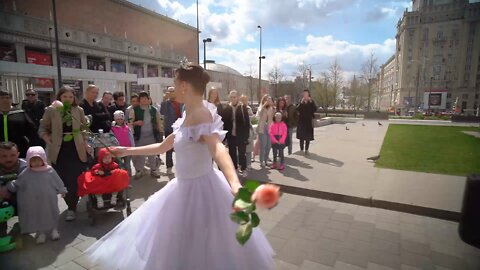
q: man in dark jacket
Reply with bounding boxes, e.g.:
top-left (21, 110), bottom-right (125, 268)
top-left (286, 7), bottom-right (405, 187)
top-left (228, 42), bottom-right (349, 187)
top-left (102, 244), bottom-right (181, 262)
top-left (79, 85), bottom-right (111, 133)
top-left (0, 91), bottom-right (36, 157)
top-left (284, 94), bottom-right (299, 155)
top-left (160, 87), bottom-right (183, 176)
top-left (108, 91), bottom-right (128, 120)
top-left (222, 90), bottom-right (250, 176)
top-left (21, 89), bottom-right (45, 147)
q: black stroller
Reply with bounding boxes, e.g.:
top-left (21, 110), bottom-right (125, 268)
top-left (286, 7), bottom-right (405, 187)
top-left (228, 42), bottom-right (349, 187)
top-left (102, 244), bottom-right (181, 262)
top-left (84, 132), bottom-right (132, 225)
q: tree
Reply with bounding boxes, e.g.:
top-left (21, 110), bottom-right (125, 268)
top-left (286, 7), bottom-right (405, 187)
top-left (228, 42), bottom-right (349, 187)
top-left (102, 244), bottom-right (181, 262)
top-left (327, 58), bottom-right (344, 110)
top-left (293, 64), bottom-right (310, 90)
top-left (268, 65), bottom-right (285, 98)
top-left (361, 52), bottom-right (379, 111)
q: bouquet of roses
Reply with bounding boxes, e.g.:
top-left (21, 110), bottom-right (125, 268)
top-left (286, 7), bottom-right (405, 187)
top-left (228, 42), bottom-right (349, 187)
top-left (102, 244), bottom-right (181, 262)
top-left (230, 180), bottom-right (281, 245)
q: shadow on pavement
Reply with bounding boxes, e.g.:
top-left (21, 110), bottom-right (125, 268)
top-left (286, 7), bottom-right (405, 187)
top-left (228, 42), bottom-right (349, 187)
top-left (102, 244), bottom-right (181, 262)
top-left (303, 152), bottom-right (344, 167)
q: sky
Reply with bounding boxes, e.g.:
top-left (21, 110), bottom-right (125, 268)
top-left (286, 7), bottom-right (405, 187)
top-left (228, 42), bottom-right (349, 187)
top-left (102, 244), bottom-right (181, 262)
top-left (127, 0), bottom-right (413, 81)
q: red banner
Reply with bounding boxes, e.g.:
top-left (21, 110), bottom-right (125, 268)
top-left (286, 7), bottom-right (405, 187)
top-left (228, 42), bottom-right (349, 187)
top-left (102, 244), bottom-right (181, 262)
top-left (26, 51), bottom-right (52, 66)
top-left (35, 78), bottom-right (54, 89)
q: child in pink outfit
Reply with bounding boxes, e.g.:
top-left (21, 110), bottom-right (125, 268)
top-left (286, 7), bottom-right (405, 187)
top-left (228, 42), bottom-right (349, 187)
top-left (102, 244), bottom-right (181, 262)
top-left (269, 112), bottom-right (288, 170)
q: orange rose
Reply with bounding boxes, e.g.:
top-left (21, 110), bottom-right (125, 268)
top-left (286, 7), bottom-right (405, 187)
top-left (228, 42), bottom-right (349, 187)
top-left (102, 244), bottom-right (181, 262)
top-left (251, 184), bottom-right (280, 209)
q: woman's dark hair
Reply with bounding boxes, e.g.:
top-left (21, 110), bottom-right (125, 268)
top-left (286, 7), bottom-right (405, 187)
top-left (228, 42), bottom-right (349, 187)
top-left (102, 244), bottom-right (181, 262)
top-left (276, 97), bottom-right (286, 111)
top-left (113, 91), bottom-right (124, 101)
top-left (56, 85), bottom-right (78, 106)
top-left (303, 89), bottom-right (311, 97)
top-left (138, 91), bottom-right (150, 99)
top-left (175, 64), bottom-right (210, 95)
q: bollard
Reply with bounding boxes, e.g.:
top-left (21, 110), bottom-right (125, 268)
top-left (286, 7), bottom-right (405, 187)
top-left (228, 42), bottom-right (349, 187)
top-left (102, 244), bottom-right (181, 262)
top-left (458, 174), bottom-right (480, 248)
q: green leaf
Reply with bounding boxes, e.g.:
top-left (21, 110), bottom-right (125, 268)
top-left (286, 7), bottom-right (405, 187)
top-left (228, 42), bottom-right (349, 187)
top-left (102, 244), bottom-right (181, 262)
top-left (230, 211), bottom-right (249, 225)
top-left (236, 187), bottom-right (252, 203)
top-left (250, 212), bottom-right (260, 227)
top-left (233, 198), bottom-right (256, 213)
top-left (63, 134), bottom-right (73, 142)
top-left (236, 223), bottom-right (253, 246)
top-left (63, 101), bottom-right (72, 110)
top-left (243, 180), bottom-right (261, 193)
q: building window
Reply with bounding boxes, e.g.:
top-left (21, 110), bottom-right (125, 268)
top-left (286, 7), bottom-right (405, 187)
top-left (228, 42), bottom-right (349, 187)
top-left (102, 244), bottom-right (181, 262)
top-left (87, 57), bottom-right (105, 71)
top-left (462, 94), bottom-right (469, 99)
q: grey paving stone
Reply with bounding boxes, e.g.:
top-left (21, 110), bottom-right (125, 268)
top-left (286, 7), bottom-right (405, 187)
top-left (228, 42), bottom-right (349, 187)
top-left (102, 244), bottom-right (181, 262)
top-left (316, 237), bottom-right (343, 253)
top-left (400, 223), bottom-right (426, 234)
top-left (401, 239), bottom-right (431, 257)
top-left (376, 213), bottom-right (400, 224)
top-left (275, 259), bottom-right (301, 270)
top-left (369, 250), bottom-right (401, 269)
top-left (373, 229), bottom-right (401, 243)
top-left (56, 261), bottom-right (87, 270)
top-left (399, 214), bottom-right (425, 225)
top-left (340, 238), bottom-right (371, 253)
top-left (331, 212), bottom-right (354, 223)
top-left (400, 251), bottom-right (434, 270)
top-left (322, 228), bottom-right (348, 241)
top-left (305, 246), bottom-right (338, 267)
top-left (400, 265), bottom-right (422, 270)
top-left (73, 253), bottom-right (97, 269)
top-left (268, 225), bottom-right (296, 240)
top-left (431, 251), bottom-right (468, 270)
top-left (400, 231), bottom-right (428, 245)
top-left (295, 227), bottom-right (323, 241)
top-left (281, 219), bottom-right (304, 230)
top-left (351, 220), bottom-right (375, 232)
top-left (334, 261), bottom-right (366, 270)
top-left (276, 240), bottom-right (312, 266)
top-left (354, 214), bottom-right (376, 224)
top-left (375, 221), bottom-right (400, 233)
top-left (348, 228), bottom-right (373, 242)
top-left (73, 238), bottom-right (97, 252)
top-left (300, 260), bottom-right (334, 270)
top-left (338, 248), bottom-right (369, 268)
top-left (367, 262), bottom-right (396, 270)
top-left (266, 234), bottom-right (288, 252)
top-left (372, 237), bottom-right (401, 255)
top-left (326, 220), bottom-right (351, 232)
top-left (51, 247), bottom-right (83, 267)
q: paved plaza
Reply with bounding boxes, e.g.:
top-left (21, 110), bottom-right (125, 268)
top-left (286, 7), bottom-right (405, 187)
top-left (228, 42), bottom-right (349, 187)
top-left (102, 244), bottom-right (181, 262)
top-left (1, 121), bottom-right (479, 269)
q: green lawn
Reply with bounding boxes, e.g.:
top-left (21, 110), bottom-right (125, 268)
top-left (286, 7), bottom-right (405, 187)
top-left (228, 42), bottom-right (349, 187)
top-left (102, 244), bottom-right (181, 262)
top-left (375, 124), bottom-right (480, 176)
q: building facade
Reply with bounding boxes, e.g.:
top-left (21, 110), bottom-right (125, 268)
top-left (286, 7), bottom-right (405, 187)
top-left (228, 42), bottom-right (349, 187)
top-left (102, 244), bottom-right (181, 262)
top-left (377, 56), bottom-right (399, 111)
top-left (394, 0), bottom-right (480, 114)
top-left (0, 0), bottom-right (197, 104)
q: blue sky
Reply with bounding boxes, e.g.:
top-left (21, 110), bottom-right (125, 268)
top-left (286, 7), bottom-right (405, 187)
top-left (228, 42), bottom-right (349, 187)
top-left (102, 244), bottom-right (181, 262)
top-left (128, 0), bottom-right (412, 80)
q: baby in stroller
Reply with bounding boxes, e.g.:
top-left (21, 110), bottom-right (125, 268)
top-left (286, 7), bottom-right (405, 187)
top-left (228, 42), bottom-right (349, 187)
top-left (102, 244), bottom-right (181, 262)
top-left (77, 148), bottom-right (129, 208)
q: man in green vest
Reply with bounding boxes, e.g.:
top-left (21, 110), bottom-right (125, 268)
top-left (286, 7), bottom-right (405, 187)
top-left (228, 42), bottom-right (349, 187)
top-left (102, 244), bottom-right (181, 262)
top-left (131, 91), bottom-right (164, 179)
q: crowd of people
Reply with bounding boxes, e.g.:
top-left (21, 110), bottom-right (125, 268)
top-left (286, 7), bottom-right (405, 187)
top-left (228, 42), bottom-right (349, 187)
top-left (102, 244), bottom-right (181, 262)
top-left (207, 87), bottom-right (317, 176)
top-left (0, 76), bottom-right (317, 246)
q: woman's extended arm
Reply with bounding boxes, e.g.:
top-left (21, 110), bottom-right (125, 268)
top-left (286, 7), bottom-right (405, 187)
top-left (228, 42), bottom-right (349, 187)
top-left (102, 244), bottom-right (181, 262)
top-left (111, 133), bottom-right (175, 157)
top-left (203, 133), bottom-right (242, 194)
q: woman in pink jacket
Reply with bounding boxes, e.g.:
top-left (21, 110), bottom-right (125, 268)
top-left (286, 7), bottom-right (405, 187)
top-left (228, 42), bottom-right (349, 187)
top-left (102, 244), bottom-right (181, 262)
top-left (269, 112), bottom-right (288, 170)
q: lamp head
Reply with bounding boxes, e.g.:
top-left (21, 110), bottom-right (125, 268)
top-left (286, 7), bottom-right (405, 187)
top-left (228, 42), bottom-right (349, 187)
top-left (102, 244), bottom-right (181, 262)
top-left (203, 38), bottom-right (212, 43)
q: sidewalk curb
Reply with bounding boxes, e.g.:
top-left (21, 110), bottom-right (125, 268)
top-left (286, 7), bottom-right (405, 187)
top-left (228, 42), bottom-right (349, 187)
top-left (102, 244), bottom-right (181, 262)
top-left (276, 184), bottom-right (461, 222)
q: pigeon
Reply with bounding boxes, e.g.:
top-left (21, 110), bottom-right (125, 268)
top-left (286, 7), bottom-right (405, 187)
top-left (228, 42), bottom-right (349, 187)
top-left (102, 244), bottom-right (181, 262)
top-left (345, 126), bottom-right (350, 130)
top-left (367, 155), bottom-right (380, 161)
top-left (362, 123), bottom-right (366, 127)
top-left (378, 122), bottom-right (383, 126)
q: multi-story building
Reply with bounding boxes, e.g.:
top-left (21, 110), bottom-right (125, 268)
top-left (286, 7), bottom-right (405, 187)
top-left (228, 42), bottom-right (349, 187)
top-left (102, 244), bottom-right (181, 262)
top-left (377, 56), bottom-right (399, 111)
top-left (393, 0), bottom-right (480, 114)
top-left (0, 0), bottom-right (197, 104)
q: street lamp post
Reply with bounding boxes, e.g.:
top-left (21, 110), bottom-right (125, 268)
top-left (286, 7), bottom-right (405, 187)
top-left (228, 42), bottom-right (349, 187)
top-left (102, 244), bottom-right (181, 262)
top-left (52, 0), bottom-right (62, 93)
top-left (203, 38), bottom-right (212, 98)
top-left (257, 25), bottom-right (265, 104)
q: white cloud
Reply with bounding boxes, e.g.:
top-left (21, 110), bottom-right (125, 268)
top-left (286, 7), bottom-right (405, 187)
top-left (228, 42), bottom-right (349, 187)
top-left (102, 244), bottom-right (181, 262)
top-left (208, 35), bottom-right (396, 81)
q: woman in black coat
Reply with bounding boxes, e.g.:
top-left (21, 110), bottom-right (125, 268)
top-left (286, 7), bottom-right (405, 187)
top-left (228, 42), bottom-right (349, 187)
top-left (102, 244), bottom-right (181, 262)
top-left (296, 89), bottom-right (317, 153)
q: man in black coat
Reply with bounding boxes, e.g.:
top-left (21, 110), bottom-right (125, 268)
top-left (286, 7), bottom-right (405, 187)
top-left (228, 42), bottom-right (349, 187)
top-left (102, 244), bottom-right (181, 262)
top-left (21, 89), bottom-right (45, 147)
top-left (108, 91), bottom-right (128, 120)
top-left (222, 90), bottom-right (250, 176)
top-left (0, 91), bottom-right (36, 157)
top-left (79, 85), bottom-right (111, 133)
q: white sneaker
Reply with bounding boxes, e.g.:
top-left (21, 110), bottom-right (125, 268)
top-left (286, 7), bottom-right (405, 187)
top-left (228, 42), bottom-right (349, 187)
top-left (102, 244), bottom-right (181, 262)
top-left (110, 195), bottom-right (117, 206)
top-left (36, 232), bottom-right (46, 244)
top-left (51, 229), bottom-right (60, 241)
top-left (166, 167), bottom-right (174, 175)
top-left (96, 196), bottom-right (104, 208)
top-left (65, 210), bottom-right (76, 221)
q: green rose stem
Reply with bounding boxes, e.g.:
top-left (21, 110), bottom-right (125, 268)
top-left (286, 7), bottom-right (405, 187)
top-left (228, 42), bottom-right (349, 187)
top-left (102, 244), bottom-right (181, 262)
top-left (230, 180), bottom-right (262, 245)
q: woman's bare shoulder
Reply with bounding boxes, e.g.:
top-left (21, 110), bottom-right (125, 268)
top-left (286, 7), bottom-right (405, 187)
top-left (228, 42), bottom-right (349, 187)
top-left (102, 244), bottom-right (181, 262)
top-left (184, 107), bottom-right (213, 127)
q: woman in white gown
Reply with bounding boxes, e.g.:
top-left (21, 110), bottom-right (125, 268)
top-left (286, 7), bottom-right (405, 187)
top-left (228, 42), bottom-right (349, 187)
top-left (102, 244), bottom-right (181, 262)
top-left (85, 63), bottom-right (275, 270)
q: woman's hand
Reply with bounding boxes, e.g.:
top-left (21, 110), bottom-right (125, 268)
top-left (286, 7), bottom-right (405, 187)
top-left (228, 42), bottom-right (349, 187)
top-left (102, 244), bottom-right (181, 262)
top-left (108, 146), bottom-right (128, 157)
top-left (42, 134), bottom-right (52, 145)
top-left (231, 182), bottom-right (242, 196)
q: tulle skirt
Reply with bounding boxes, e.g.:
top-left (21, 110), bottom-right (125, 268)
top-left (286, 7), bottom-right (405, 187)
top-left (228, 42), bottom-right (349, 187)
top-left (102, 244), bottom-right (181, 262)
top-left (85, 168), bottom-right (275, 270)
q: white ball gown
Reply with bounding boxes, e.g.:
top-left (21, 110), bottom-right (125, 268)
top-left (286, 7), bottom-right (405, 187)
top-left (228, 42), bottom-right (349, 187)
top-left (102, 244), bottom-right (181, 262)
top-left (85, 102), bottom-right (275, 270)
